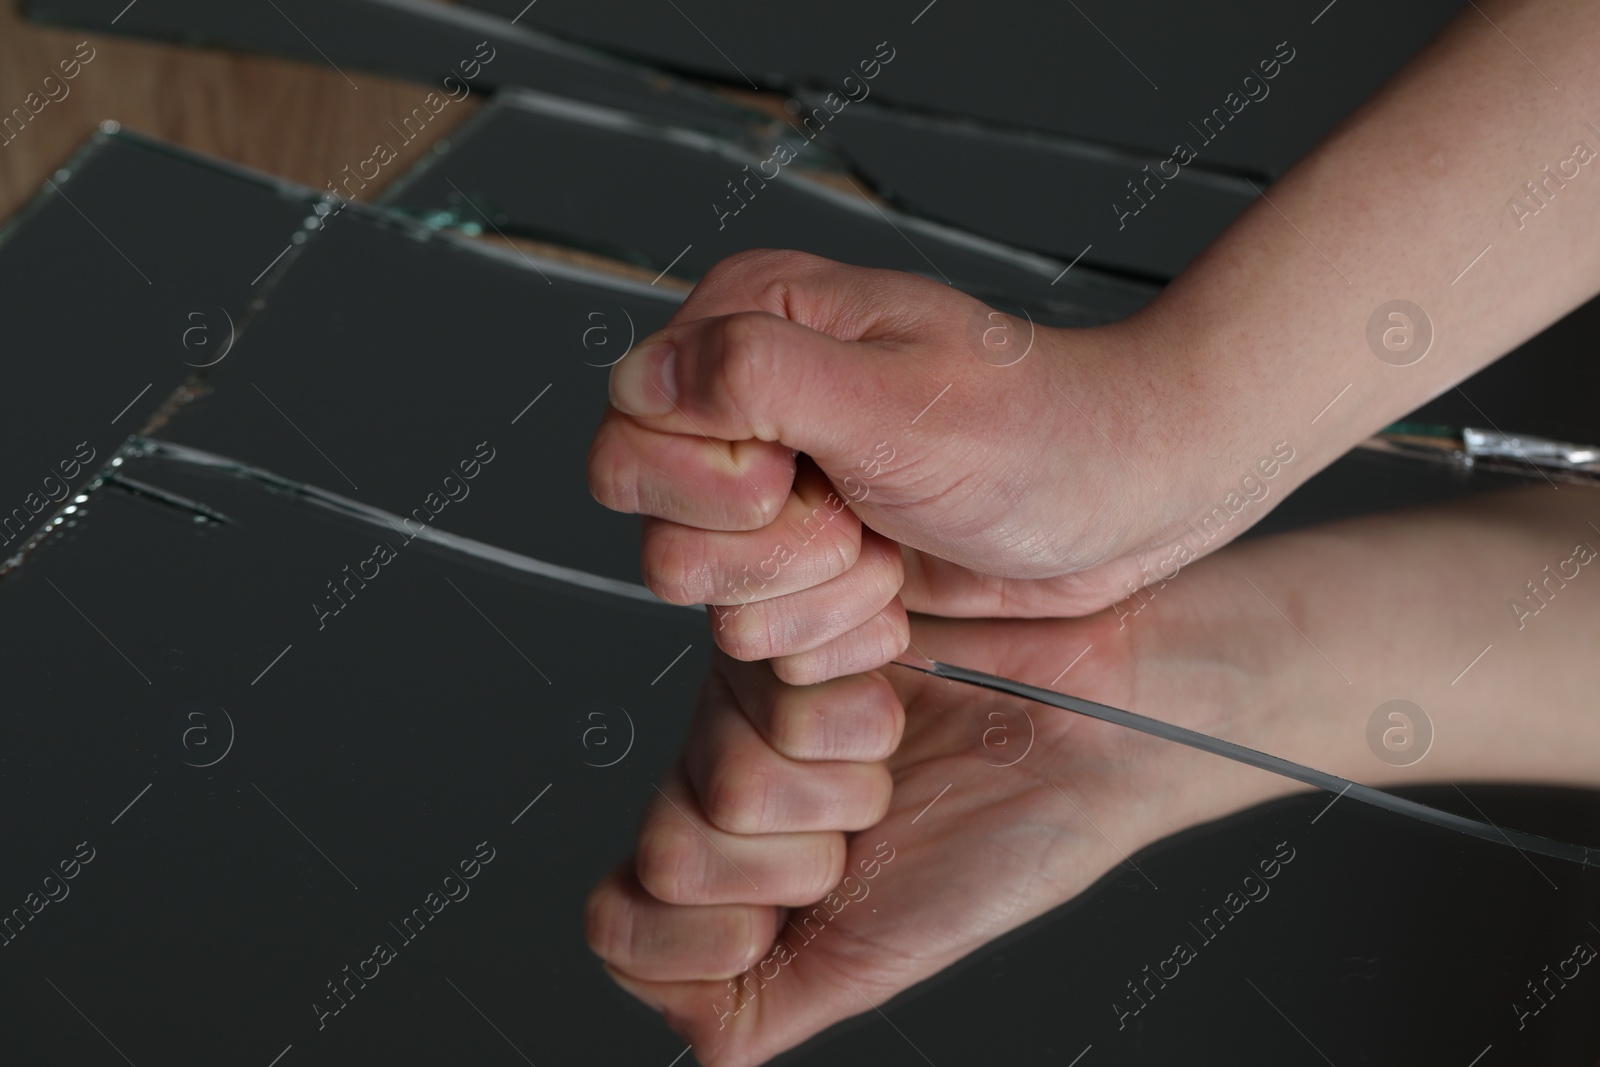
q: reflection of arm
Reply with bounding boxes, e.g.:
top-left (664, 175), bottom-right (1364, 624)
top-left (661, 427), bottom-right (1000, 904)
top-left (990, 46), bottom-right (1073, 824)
top-left (1137, 0), bottom-right (1600, 516)
top-left (1146, 484), bottom-right (1600, 799)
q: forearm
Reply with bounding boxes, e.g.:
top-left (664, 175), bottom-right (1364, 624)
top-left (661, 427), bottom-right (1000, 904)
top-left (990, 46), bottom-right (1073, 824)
top-left (1143, 485), bottom-right (1600, 813)
top-left (1126, 0), bottom-right (1600, 498)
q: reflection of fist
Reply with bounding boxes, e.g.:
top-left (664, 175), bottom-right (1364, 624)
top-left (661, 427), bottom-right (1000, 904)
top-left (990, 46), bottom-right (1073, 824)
top-left (589, 250), bottom-right (1237, 682)
top-left (588, 481), bottom-right (1600, 1064)
top-left (586, 602), bottom-right (1280, 1066)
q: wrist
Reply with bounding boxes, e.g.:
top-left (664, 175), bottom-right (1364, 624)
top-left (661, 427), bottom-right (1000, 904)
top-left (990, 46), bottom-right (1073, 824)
top-left (1112, 291), bottom-right (1349, 518)
top-left (1087, 311), bottom-right (1305, 551)
top-left (1119, 550), bottom-right (1310, 844)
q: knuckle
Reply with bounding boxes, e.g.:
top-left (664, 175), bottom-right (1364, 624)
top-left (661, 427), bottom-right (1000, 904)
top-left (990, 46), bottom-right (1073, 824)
top-left (760, 248), bottom-right (826, 272)
top-left (779, 502), bottom-right (854, 586)
top-left (583, 883), bottom-right (633, 963)
top-left (702, 757), bottom-right (774, 835)
top-left (856, 764), bottom-right (896, 827)
top-left (747, 481), bottom-right (789, 528)
top-left (773, 653), bottom-right (827, 687)
top-left (779, 615), bottom-right (907, 687)
top-left (804, 836), bottom-right (849, 900)
top-left (751, 255), bottom-right (823, 307)
top-left (695, 249), bottom-right (815, 311)
top-left (863, 537), bottom-right (906, 596)
top-left (703, 247), bottom-right (781, 286)
top-left (815, 524), bottom-right (857, 584)
top-left (748, 502), bottom-right (786, 533)
top-left (639, 526), bottom-right (713, 606)
top-left (873, 611), bottom-right (912, 663)
top-left (729, 909), bottom-right (774, 971)
top-left (585, 433), bottom-right (639, 515)
top-left (769, 675), bottom-right (901, 761)
top-left (713, 312), bottom-right (780, 427)
top-left (716, 248), bottom-right (823, 286)
top-left (635, 818), bottom-right (705, 904)
top-left (858, 676), bottom-right (904, 759)
top-left (766, 686), bottom-right (823, 758)
top-left (713, 605), bottom-right (775, 662)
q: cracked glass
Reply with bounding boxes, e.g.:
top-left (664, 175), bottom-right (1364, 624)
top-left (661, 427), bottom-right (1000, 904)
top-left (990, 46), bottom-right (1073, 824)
top-left (5, 2), bottom-right (1600, 1064)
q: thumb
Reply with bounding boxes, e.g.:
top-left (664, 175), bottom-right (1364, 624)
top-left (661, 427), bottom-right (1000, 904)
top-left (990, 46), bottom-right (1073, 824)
top-left (608, 311), bottom-right (898, 461)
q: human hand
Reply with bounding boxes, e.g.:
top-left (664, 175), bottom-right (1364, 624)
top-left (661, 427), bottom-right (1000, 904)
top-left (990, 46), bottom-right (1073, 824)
top-left (584, 603), bottom-right (1284, 1065)
top-left (590, 0), bottom-right (1600, 686)
top-left (589, 479), bottom-right (1600, 1064)
top-left (589, 250), bottom-right (1268, 683)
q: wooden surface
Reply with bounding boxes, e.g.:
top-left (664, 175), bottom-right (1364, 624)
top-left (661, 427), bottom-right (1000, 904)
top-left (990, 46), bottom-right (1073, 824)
top-left (0, 1), bottom-right (479, 223)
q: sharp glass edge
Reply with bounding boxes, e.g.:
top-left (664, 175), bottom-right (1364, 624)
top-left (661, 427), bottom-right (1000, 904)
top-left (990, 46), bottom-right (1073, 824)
top-left (391, 86), bottom-right (1153, 311)
top-left (0, 122), bottom-right (134, 255)
top-left (791, 90), bottom-right (1269, 195)
top-left (1461, 427), bottom-right (1600, 471)
top-left (127, 437), bottom-right (686, 612)
top-left (88, 125), bottom-right (694, 309)
top-left (367, 0), bottom-right (786, 139)
top-left (26, 0), bottom-right (775, 141)
top-left (0, 128), bottom-right (684, 579)
top-left (103, 473), bottom-right (233, 524)
top-left (1362, 426), bottom-right (1600, 487)
top-left (900, 658), bottom-right (1600, 869)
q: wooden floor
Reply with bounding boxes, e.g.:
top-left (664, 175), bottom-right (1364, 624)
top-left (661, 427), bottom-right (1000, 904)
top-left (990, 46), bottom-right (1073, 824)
top-left (0, 1), bottom-right (478, 223)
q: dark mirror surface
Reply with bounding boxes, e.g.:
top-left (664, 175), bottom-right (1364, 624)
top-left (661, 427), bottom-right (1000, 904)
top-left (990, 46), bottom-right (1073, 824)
top-left (6, 2), bottom-right (1600, 1064)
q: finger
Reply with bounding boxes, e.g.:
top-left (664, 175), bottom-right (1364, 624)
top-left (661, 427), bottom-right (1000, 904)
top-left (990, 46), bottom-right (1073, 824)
top-left (585, 861), bottom-right (780, 982)
top-left (770, 595), bottom-right (910, 687)
top-left (708, 527), bottom-right (902, 660)
top-left (601, 954), bottom-right (871, 1064)
top-left (641, 462), bottom-right (862, 607)
top-left (683, 661), bottom-right (892, 835)
top-left (602, 836), bottom-right (916, 1067)
top-left (588, 406), bottom-right (794, 531)
top-left (721, 660), bottom-right (903, 763)
top-left (607, 309), bottom-right (898, 456)
top-left (637, 758), bottom-right (845, 907)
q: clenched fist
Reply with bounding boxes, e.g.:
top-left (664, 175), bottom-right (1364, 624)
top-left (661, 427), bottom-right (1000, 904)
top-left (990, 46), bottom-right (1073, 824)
top-left (589, 249), bottom-right (1262, 682)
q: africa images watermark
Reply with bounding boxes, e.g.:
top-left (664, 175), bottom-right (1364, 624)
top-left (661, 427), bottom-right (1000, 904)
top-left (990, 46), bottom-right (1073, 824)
top-left (579, 706), bottom-right (636, 769)
top-left (312, 440), bottom-right (498, 629)
top-left (1511, 936), bottom-right (1596, 1032)
top-left (0, 441), bottom-right (96, 550)
top-left (1, 40), bottom-right (97, 149)
top-left (1366, 299), bottom-right (1434, 367)
top-left (1365, 699), bottom-right (1433, 768)
top-left (710, 840), bottom-right (897, 1029)
top-left (1112, 840), bottom-right (1297, 1030)
top-left (1506, 128), bottom-right (1599, 231)
top-left (313, 41), bottom-right (497, 228)
top-left (0, 840), bottom-right (97, 948)
top-left (1116, 442), bottom-right (1297, 629)
top-left (712, 40), bottom-right (897, 231)
top-left (1114, 39), bottom-right (1297, 231)
top-left (1507, 525), bottom-right (1598, 631)
top-left (313, 840), bottom-right (497, 1029)
top-left (711, 441), bottom-right (896, 632)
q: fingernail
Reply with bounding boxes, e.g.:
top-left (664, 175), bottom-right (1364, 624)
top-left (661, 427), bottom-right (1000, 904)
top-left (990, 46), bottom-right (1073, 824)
top-left (605, 964), bottom-right (666, 1013)
top-left (611, 341), bottom-right (677, 416)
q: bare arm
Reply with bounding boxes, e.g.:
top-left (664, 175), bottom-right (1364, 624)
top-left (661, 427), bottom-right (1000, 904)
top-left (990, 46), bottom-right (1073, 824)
top-left (590, 484), bottom-right (1600, 1066)
top-left (1144, 0), bottom-right (1600, 519)
top-left (596, 0), bottom-right (1600, 672)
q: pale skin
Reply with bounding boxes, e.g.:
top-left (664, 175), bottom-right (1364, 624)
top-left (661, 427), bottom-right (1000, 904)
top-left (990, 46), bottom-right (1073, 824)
top-left (582, 0), bottom-right (1600, 1061)
top-left (587, 485), bottom-right (1600, 1063)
